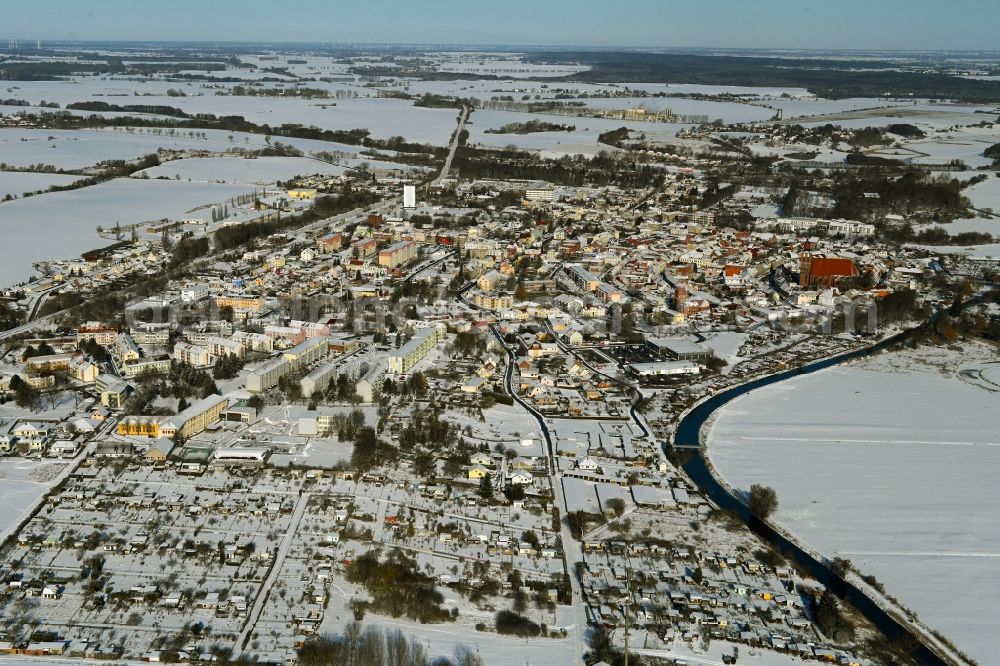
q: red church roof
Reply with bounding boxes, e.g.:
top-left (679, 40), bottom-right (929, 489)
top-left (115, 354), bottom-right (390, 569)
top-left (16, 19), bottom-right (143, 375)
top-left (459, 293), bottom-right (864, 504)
top-left (809, 257), bottom-right (858, 278)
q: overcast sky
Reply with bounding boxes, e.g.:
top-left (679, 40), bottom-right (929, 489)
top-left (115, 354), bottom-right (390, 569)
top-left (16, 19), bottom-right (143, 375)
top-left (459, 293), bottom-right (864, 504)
top-left (3, 0), bottom-right (997, 52)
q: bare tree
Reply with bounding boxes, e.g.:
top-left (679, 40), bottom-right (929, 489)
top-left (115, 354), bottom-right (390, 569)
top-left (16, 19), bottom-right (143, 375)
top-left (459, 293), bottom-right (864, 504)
top-left (748, 484), bottom-right (778, 520)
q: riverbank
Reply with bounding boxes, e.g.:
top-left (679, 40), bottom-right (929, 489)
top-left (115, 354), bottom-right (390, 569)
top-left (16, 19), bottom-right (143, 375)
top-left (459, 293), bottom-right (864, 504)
top-left (707, 342), bottom-right (997, 666)
top-left (668, 326), bottom-right (974, 666)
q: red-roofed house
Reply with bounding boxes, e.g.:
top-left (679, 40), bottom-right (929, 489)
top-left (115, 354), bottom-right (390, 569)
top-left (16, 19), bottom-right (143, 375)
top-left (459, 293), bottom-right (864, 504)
top-left (723, 265), bottom-right (746, 289)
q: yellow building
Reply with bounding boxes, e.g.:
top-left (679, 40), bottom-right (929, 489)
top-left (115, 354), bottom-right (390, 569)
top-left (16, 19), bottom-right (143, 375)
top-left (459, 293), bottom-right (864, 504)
top-left (473, 293), bottom-right (513, 310)
top-left (476, 270), bottom-right (505, 292)
top-left (287, 188), bottom-right (318, 200)
top-left (215, 294), bottom-right (265, 312)
top-left (117, 416), bottom-right (164, 438)
top-left (26, 354), bottom-right (74, 375)
top-left (378, 240), bottom-right (417, 268)
top-left (116, 395), bottom-right (227, 440)
top-left (173, 394), bottom-right (229, 440)
top-left (27, 375), bottom-right (56, 389)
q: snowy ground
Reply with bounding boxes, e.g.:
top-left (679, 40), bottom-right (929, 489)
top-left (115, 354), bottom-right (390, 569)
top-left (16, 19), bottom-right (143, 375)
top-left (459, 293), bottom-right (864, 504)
top-left (0, 127), bottom-right (366, 171)
top-left (349, 613), bottom-right (576, 666)
top-left (707, 342), bottom-right (1000, 665)
top-left (637, 638), bottom-right (821, 666)
top-left (437, 60), bottom-right (589, 78)
top-left (2, 78), bottom-right (460, 144)
top-left (0, 459), bottom-right (70, 537)
top-left (963, 173), bottom-right (1000, 211)
top-left (798, 104), bottom-right (998, 131)
top-left (917, 216), bottom-right (1000, 238)
top-left (768, 96), bottom-right (914, 119)
top-left (136, 155), bottom-right (351, 184)
top-left (444, 403), bottom-right (541, 453)
top-left (0, 171), bottom-right (83, 199)
top-left (917, 171), bottom-right (1000, 237)
top-left (468, 108), bottom-right (690, 157)
top-left (0, 177), bottom-right (253, 286)
top-left (699, 331), bottom-right (749, 374)
top-left (911, 242), bottom-right (1000, 259)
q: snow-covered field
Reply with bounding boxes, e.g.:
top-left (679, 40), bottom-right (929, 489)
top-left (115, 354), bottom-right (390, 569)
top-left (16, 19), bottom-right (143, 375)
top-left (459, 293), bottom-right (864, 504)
top-left (707, 343), bottom-right (1000, 665)
top-left (799, 104), bottom-right (997, 131)
top-left (768, 96), bottom-right (914, 119)
top-left (700, 331), bottom-right (748, 373)
top-left (963, 174), bottom-right (1000, 211)
top-left (0, 127), bottom-right (367, 171)
top-left (637, 639), bottom-right (825, 666)
top-left (437, 60), bottom-right (589, 78)
top-left (136, 155), bottom-right (350, 184)
top-left (355, 613), bottom-right (577, 665)
top-left (912, 242), bottom-right (1000, 259)
top-left (468, 108), bottom-right (689, 157)
top-left (0, 177), bottom-right (253, 286)
top-left (2, 77), bottom-right (459, 144)
top-left (629, 82), bottom-right (811, 98)
top-left (918, 216), bottom-right (1000, 237)
top-left (0, 170), bottom-right (82, 199)
top-left (0, 459), bottom-right (70, 539)
top-left (903, 136), bottom-right (998, 169)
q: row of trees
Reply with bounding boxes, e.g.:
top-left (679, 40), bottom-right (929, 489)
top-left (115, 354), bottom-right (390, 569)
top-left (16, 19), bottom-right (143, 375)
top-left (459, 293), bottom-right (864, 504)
top-left (345, 550), bottom-right (452, 623)
top-left (450, 144), bottom-right (668, 190)
top-left (298, 622), bottom-right (483, 666)
top-left (211, 186), bottom-right (380, 253)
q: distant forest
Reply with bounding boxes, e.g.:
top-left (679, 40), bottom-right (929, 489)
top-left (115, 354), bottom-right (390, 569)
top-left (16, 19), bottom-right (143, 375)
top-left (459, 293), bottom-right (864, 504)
top-left (0, 59), bottom-right (225, 81)
top-left (532, 51), bottom-right (1000, 103)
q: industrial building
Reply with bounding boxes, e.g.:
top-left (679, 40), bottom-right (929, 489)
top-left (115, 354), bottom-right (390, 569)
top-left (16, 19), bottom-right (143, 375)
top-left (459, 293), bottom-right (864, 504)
top-left (212, 447), bottom-right (270, 465)
top-left (645, 337), bottom-right (712, 362)
top-left (628, 361), bottom-right (701, 377)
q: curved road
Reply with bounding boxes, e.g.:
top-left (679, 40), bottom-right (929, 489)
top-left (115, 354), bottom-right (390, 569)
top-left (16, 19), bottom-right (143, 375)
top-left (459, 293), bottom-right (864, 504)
top-left (487, 324), bottom-right (588, 665)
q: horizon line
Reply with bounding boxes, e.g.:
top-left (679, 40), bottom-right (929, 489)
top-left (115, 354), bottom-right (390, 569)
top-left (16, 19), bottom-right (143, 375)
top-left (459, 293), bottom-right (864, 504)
top-left (4, 39), bottom-right (1000, 56)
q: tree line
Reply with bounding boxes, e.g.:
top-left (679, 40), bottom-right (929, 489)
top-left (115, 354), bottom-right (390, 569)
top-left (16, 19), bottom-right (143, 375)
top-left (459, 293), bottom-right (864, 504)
top-left (298, 621), bottom-right (483, 666)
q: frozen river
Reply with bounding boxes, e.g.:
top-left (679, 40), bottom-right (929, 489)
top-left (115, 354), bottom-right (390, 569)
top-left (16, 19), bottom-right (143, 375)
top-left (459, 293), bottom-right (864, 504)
top-left (707, 343), bottom-right (1000, 665)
